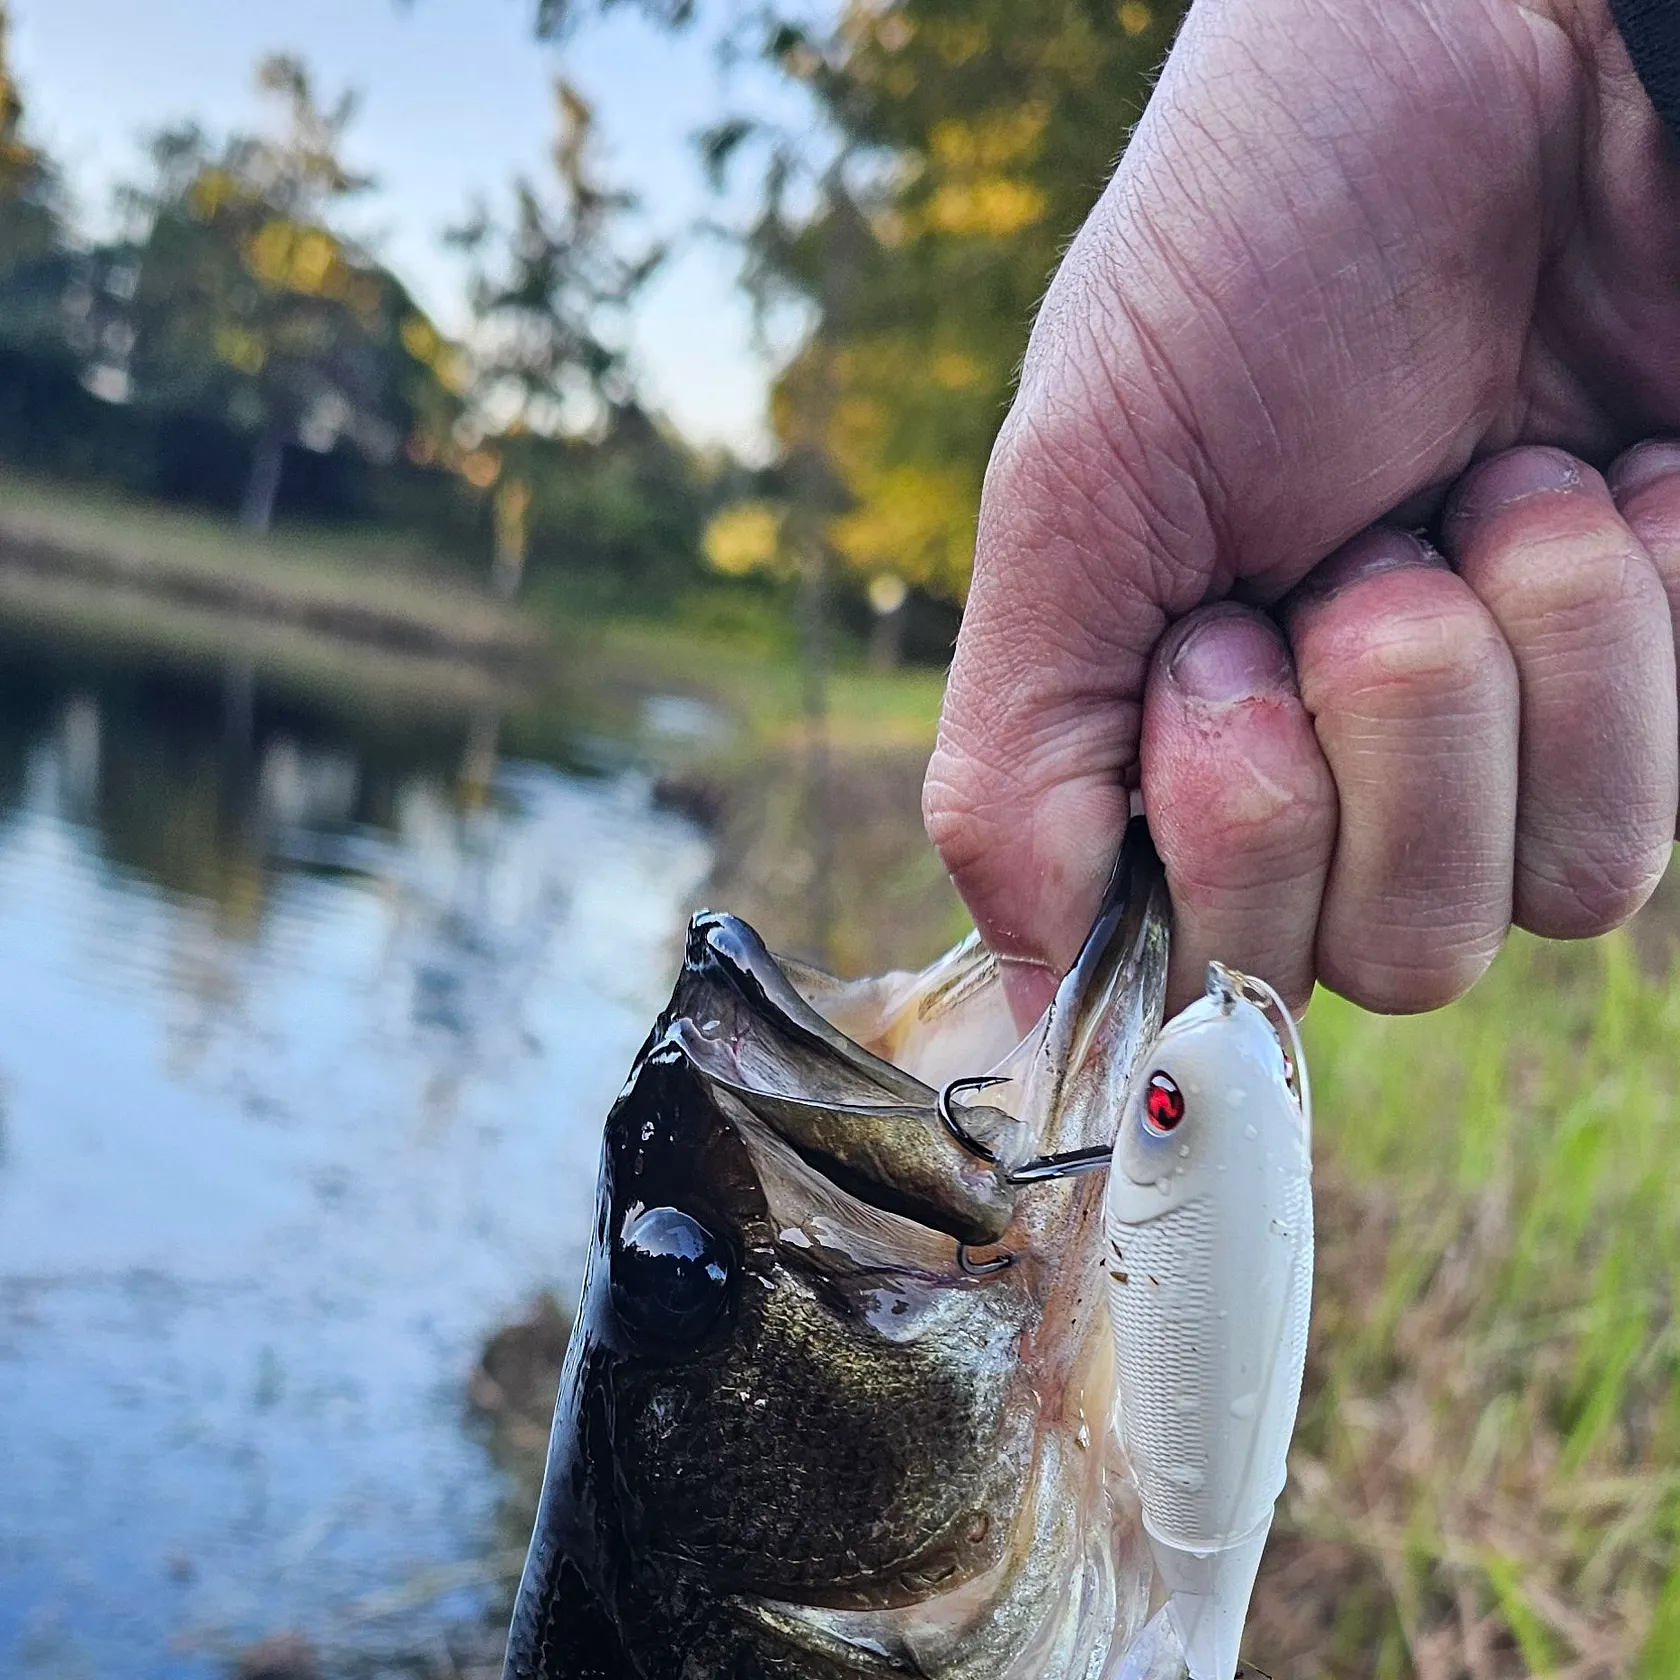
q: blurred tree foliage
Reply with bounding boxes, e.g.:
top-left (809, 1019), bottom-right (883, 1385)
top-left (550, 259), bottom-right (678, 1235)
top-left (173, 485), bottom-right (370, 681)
top-left (90, 56), bottom-right (463, 532)
top-left (735, 0), bottom-right (1188, 607)
top-left (0, 29), bottom-right (725, 606)
top-left (0, 4), bottom-right (61, 289)
top-left (0, 0), bottom-right (1187, 624)
top-left (0, 3), bottom-right (71, 373)
top-left (446, 82), bottom-right (678, 599)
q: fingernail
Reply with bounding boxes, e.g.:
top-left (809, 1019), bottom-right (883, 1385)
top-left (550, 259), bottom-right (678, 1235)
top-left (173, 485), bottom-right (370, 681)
top-left (1288, 528), bottom-right (1444, 612)
top-left (1167, 610), bottom-right (1292, 703)
top-left (1608, 439), bottom-right (1680, 500)
top-left (1447, 446), bottom-right (1584, 524)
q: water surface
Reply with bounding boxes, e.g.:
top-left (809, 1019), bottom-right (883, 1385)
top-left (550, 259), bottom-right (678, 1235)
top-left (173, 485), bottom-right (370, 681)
top-left (0, 635), bottom-right (710, 1676)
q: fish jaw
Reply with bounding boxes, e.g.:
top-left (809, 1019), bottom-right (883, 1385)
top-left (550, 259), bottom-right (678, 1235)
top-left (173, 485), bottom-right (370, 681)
top-left (503, 1286), bottom-right (637, 1680)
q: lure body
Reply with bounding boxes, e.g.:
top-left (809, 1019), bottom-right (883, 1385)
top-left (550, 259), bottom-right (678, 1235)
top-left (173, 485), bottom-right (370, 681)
top-left (1103, 963), bottom-right (1313, 1680)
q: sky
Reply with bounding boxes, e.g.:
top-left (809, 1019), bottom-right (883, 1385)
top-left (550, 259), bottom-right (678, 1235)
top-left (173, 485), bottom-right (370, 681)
top-left (8, 0), bottom-right (819, 458)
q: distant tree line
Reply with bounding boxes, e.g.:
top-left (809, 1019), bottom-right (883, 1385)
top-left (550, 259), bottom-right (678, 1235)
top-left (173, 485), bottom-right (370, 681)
top-left (0, 7), bottom-right (729, 605)
top-left (691, 0), bottom-right (1189, 620)
top-left (0, 0), bottom-right (1188, 644)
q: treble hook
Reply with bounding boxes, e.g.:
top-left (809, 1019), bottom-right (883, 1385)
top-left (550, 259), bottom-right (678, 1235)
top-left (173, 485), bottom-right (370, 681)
top-left (941, 1078), bottom-right (1015, 1275)
top-left (1007, 1144), bottom-right (1115, 1184)
top-left (939, 1073), bottom-right (1114, 1276)
top-left (936, 1074), bottom-right (1009, 1163)
top-left (936, 1074), bottom-right (1115, 1187)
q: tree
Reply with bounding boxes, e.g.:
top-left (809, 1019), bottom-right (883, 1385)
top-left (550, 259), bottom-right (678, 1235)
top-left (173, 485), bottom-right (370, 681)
top-left (104, 55), bottom-right (461, 531)
top-left (0, 1), bottom-right (67, 346)
top-left (449, 81), bottom-right (661, 598)
top-left (695, 0), bottom-right (1187, 612)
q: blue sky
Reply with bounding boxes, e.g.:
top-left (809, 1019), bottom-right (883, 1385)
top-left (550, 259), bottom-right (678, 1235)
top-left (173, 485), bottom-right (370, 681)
top-left (9, 0), bottom-right (815, 456)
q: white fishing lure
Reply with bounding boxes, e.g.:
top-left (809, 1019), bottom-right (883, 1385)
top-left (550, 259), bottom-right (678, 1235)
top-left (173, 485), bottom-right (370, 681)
top-left (1103, 962), bottom-right (1313, 1680)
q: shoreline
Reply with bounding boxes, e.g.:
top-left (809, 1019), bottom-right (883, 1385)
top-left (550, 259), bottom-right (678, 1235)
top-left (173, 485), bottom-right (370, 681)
top-left (0, 468), bottom-right (541, 675)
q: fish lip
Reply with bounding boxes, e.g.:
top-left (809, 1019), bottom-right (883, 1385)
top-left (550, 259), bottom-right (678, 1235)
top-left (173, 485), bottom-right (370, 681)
top-left (670, 917), bottom-right (1024, 1244)
top-left (685, 910), bottom-right (922, 1096)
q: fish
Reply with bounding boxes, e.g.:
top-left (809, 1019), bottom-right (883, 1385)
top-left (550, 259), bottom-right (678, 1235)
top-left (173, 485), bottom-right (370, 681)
top-left (1103, 963), bottom-right (1313, 1680)
top-left (502, 817), bottom-right (1171, 1679)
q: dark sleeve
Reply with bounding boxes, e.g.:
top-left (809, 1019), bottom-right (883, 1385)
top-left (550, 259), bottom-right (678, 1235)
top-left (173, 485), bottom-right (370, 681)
top-left (1611, 0), bottom-right (1680, 139)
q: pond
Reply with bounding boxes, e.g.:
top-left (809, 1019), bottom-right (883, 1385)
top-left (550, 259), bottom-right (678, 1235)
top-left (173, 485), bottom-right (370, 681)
top-left (0, 629), bottom-right (711, 1677)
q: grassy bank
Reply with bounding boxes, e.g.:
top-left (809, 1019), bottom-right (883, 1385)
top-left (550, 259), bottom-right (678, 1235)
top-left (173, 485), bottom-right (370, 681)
top-left (0, 465), bottom-right (539, 669)
top-left (1240, 908), bottom-right (1680, 1678)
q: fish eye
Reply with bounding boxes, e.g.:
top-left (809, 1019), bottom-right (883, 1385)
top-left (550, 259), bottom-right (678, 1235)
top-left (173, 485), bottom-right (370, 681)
top-left (1142, 1071), bottom-right (1185, 1135)
top-left (612, 1207), bottom-right (731, 1346)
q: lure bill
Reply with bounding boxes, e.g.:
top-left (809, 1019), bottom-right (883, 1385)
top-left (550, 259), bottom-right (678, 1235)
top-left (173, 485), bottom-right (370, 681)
top-left (1103, 963), bottom-right (1314, 1680)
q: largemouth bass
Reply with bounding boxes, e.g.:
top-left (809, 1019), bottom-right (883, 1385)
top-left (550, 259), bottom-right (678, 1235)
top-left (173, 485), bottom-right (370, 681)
top-left (504, 819), bottom-right (1170, 1679)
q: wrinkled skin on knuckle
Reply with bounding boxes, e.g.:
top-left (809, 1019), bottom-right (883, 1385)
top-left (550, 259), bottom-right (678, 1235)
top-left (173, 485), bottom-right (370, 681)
top-left (1300, 592), bottom-right (1516, 730)
top-left (1319, 924), bottom-right (1504, 1015)
top-left (1516, 834), bottom-right (1670, 939)
top-left (1460, 526), bottom-right (1678, 931)
top-left (1294, 576), bottom-right (1516, 1015)
top-left (1473, 522), bottom-right (1667, 662)
top-left (923, 718), bottom-right (1133, 969)
top-left (981, 331), bottom-right (1218, 628)
top-left (1149, 705), bottom-right (1335, 914)
top-left (921, 744), bottom-right (1004, 900)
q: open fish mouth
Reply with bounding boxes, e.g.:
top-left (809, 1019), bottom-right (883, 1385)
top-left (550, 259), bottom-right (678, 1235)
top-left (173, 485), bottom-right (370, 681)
top-left (503, 820), bottom-right (1171, 1680)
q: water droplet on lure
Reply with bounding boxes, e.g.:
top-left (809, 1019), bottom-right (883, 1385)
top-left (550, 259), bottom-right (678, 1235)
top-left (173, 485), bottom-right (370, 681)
top-left (1178, 1144), bottom-right (1191, 1158)
top-left (1157, 1177), bottom-right (1172, 1195)
top-left (1230, 1392), bottom-right (1258, 1420)
top-left (1166, 1464), bottom-right (1206, 1492)
top-left (1227, 1087), bottom-right (1248, 1108)
top-left (1243, 1123), bottom-right (1259, 1141)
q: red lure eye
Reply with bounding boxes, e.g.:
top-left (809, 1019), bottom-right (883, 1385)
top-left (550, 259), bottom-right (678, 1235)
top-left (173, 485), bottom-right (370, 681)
top-left (1144, 1071), bottom-right (1185, 1134)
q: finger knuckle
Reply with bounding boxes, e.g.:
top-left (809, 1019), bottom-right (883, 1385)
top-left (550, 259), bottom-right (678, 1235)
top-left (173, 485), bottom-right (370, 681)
top-left (921, 746), bottom-right (994, 884)
top-left (1516, 840), bottom-right (1669, 940)
top-left (1155, 750), bottom-right (1331, 902)
top-left (1319, 931), bottom-right (1502, 1015)
top-left (1481, 531), bottom-right (1667, 655)
top-left (1312, 596), bottom-right (1509, 715)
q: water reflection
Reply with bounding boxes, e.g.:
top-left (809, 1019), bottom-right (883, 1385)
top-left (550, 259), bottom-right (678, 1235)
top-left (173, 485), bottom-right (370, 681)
top-left (0, 635), bottom-right (710, 1677)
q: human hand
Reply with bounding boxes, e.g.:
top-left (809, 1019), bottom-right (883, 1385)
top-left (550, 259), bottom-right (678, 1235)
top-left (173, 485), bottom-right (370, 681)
top-left (924, 0), bottom-right (1680, 1019)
